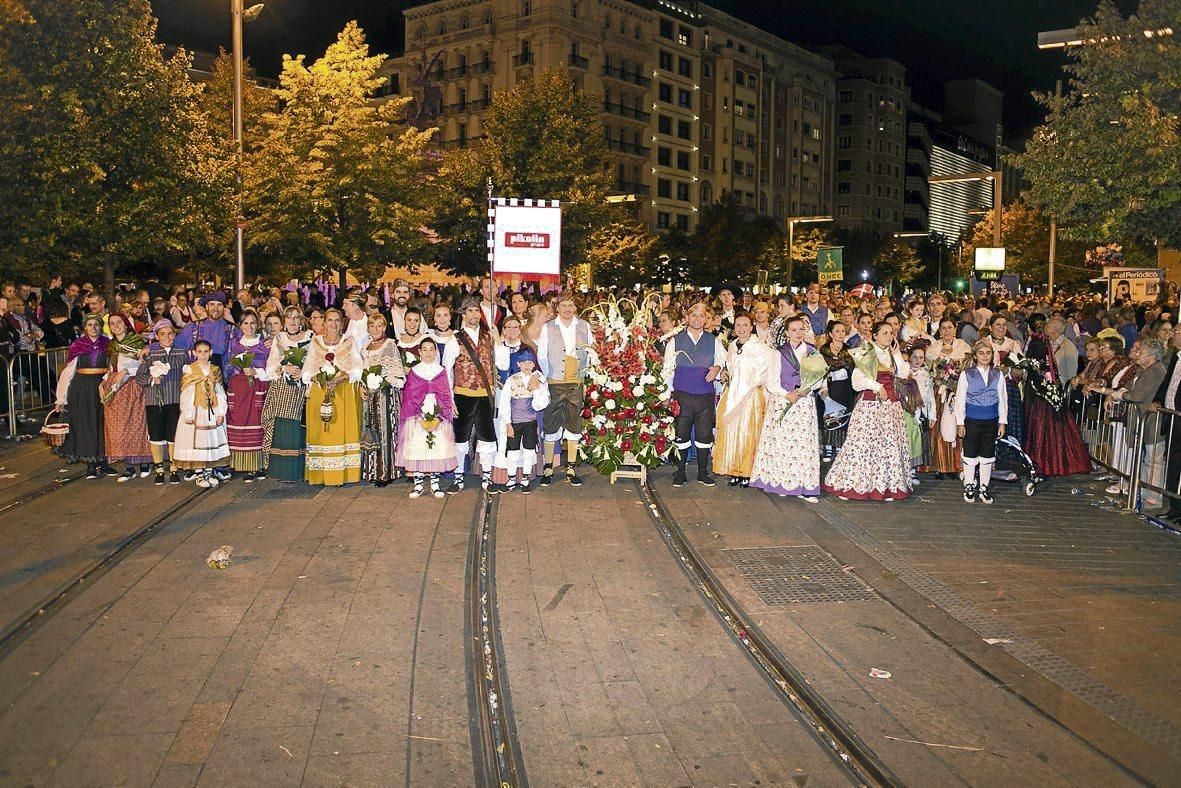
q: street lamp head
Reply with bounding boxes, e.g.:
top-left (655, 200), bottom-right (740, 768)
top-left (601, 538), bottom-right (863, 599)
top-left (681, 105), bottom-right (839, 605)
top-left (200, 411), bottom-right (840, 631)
top-left (243, 3), bottom-right (265, 22)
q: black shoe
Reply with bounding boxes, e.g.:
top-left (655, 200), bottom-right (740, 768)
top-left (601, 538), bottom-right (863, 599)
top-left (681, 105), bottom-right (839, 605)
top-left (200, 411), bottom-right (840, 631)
top-left (154, 470), bottom-right (165, 485)
top-left (213, 468), bottom-right (232, 482)
top-left (101, 464), bottom-right (119, 477)
top-left (488, 482), bottom-right (502, 496)
top-left (566, 469), bottom-right (583, 487)
top-left (85, 464), bottom-right (100, 480)
top-left (540, 470), bottom-right (554, 487)
top-left (978, 485), bottom-right (994, 505)
top-left (697, 472), bottom-right (717, 487)
top-left (255, 471), bottom-right (267, 480)
top-left (374, 479), bottom-right (390, 488)
top-left (169, 470), bottom-right (181, 485)
top-left (696, 449), bottom-right (715, 487)
top-left (740, 477), bottom-right (751, 488)
top-left (139, 464), bottom-right (151, 478)
top-left (672, 467), bottom-right (687, 487)
top-left (447, 477), bottom-right (465, 495)
top-left (727, 477), bottom-right (740, 487)
top-left (963, 483), bottom-right (978, 503)
top-left (117, 469), bottom-right (136, 483)
top-left (519, 478), bottom-right (532, 495)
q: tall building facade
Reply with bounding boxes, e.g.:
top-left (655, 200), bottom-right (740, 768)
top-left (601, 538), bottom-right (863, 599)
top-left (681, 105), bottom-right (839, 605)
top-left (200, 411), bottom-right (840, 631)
top-left (381, 0), bottom-right (836, 234)
top-left (815, 46), bottom-right (909, 235)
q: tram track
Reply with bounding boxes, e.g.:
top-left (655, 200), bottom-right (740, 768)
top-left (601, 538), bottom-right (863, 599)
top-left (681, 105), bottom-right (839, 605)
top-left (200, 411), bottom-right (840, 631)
top-left (0, 485), bottom-right (209, 661)
top-left (638, 479), bottom-right (901, 788)
top-left (0, 447), bottom-right (86, 516)
top-left (465, 489), bottom-right (527, 788)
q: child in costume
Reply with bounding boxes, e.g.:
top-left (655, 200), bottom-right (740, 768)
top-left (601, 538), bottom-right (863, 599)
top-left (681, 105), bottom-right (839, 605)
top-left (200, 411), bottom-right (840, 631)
top-left (495, 346), bottom-right (550, 493)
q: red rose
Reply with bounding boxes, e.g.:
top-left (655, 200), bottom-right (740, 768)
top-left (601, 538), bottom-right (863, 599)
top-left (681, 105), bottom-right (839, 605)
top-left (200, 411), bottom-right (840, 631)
top-left (642, 415), bottom-right (653, 425)
top-left (621, 438), bottom-right (633, 451)
top-left (325, 352), bottom-right (335, 362)
top-left (655, 436), bottom-right (668, 452)
top-left (638, 433), bottom-right (650, 443)
top-left (614, 425), bottom-right (625, 435)
top-left (621, 387), bottom-right (633, 399)
top-left (598, 427), bottom-right (607, 436)
top-left (668, 399), bottom-right (681, 417)
top-left (580, 408), bottom-right (592, 419)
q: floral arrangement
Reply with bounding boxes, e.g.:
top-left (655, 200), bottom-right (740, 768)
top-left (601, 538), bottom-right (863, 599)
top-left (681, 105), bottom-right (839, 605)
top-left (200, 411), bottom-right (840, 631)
top-left (229, 351), bottom-right (255, 371)
top-left (1085, 243), bottom-right (1126, 270)
top-left (421, 393), bottom-right (441, 449)
top-left (313, 352), bottom-right (338, 388)
top-left (148, 360), bottom-right (171, 406)
top-left (363, 364), bottom-right (387, 392)
top-left (777, 351), bottom-right (828, 422)
top-left (930, 357), bottom-right (963, 392)
top-left (581, 295), bottom-right (677, 474)
top-left (280, 345), bottom-right (308, 383)
top-left (1007, 355), bottom-right (1067, 411)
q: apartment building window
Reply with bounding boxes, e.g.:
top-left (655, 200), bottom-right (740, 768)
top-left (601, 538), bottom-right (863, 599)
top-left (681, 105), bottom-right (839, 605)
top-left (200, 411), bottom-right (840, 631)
top-left (744, 191), bottom-right (754, 205)
top-left (745, 162), bottom-right (754, 177)
top-left (877, 162), bottom-right (884, 175)
top-left (658, 115), bottom-right (672, 134)
top-left (701, 154), bottom-right (712, 171)
top-left (735, 69), bottom-right (745, 84)
top-left (522, 0), bottom-right (532, 16)
top-left (702, 63), bottom-right (713, 78)
top-left (722, 96), bottom-right (728, 111)
top-left (483, 84), bottom-right (492, 103)
top-left (457, 87), bottom-right (467, 108)
top-left (484, 10), bottom-right (493, 24)
top-left (701, 181), bottom-right (713, 202)
top-left (734, 129), bottom-right (744, 145)
top-left (837, 181), bottom-right (851, 194)
top-left (722, 127), bottom-right (728, 143)
top-left (838, 136), bottom-right (852, 149)
top-left (677, 119), bottom-right (691, 140)
top-left (837, 159), bottom-right (851, 172)
top-left (657, 211), bottom-right (670, 229)
top-left (702, 123), bottom-right (712, 141)
top-left (676, 214), bottom-right (689, 231)
top-left (459, 15), bottom-right (469, 30)
top-left (635, 24), bottom-right (642, 39)
top-left (676, 182), bottom-right (690, 201)
top-left (678, 57), bottom-right (692, 78)
top-left (677, 88), bottom-right (692, 108)
top-left (658, 146), bottom-right (671, 166)
top-left (722, 158), bottom-right (728, 173)
top-left (677, 151), bottom-right (690, 171)
top-left (659, 82), bottom-right (672, 102)
top-left (659, 19), bottom-right (673, 39)
top-left (677, 26), bottom-right (691, 47)
top-left (571, 0), bottom-right (579, 18)
top-left (458, 122), bottom-right (467, 146)
top-left (735, 99), bottom-right (744, 113)
top-left (659, 50), bottom-right (673, 70)
top-left (703, 93), bottom-right (713, 110)
top-left (837, 113), bottom-right (852, 125)
top-left (838, 89), bottom-right (853, 103)
top-left (836, 205), bottom-right (851, 217)
top-left (658, 178), bottom-right (672, 198)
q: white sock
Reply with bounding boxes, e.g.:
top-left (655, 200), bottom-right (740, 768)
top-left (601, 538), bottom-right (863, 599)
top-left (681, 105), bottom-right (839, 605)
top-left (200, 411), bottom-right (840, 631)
top-left (979, 460), bottom-right (994, 488)
top-left (455, 446), bottom-right (469, 476)
top-left (962, 457), bottom-right (979, 486)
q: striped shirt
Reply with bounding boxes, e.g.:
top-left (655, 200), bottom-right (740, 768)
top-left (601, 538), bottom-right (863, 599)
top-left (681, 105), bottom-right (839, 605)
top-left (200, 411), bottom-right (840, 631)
top-left (135, 345), bottom-right (189, 405)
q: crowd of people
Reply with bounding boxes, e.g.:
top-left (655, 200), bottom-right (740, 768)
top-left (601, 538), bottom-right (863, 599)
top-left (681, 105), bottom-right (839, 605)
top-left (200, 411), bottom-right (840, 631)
top-left (2, 275), bottom-right (1179, 515)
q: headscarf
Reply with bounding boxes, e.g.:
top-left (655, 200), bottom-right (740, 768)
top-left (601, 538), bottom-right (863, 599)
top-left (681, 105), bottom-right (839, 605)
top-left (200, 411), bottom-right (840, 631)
top-left (107, 313), bottom-right (145, 359)
top-left (67, 318), bottom-right (110, 365)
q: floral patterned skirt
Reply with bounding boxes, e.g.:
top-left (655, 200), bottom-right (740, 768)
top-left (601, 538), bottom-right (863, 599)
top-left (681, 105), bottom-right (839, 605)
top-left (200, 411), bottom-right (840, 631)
top-left (749, 392), bottom-right (821, 496)
top-left (823, 399), bottom-right (911, 501)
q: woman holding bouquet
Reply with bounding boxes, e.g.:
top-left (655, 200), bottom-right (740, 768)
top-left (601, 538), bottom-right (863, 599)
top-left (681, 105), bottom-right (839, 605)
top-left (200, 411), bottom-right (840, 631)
top-left (823, 321), bottom-right (913, 501)
top-left (713, 313), bottom-right (775, 487)
top-left (262, 307), bottom-right (313, 481)
top-left (225, 311), bottom-right (272, 482)
top-left (360, 313), bottom-right (406, 487)
top-left (101, 313), bottom-right (153, 482)
top-left (1022, 335), bottom-right (1091, 477)
top-left (926, 318), bottom-right (970, 475)
top-left (301, 308), bottom-right (363, 486)
top-left (749, 316), bottom-right (828, 501)
top-left (396, 337), bottom-right (457, 498)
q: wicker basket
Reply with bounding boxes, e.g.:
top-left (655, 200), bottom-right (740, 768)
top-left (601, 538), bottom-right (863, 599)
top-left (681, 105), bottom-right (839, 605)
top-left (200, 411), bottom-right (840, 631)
top-left (40, 410), bottom-right (69, 448)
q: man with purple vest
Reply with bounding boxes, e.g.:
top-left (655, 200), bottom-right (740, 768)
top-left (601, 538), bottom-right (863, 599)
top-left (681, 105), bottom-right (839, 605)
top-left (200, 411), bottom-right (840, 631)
top-left (662, 301), bottom-right (725, 487)
top-left (537, 291), bottom-right (592, 486)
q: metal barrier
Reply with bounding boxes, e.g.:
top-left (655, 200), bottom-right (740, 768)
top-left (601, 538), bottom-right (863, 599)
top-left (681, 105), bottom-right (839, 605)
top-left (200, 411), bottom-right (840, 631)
top-left (5, 347), bottom-right (68, 439)
top-left (1128, 405), bottom-right (1181, 515)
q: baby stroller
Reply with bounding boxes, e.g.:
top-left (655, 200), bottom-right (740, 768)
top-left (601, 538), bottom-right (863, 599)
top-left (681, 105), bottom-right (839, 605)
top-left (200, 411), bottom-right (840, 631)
top-left (994, 434), bottom-right (1042, 496)
top-left (821, 404), bottom-right (851, 464)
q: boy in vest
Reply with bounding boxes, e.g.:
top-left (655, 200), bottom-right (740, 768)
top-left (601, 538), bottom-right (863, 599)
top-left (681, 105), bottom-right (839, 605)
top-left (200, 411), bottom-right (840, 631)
top-left (496, 347), bottom-right (551, 493)
top-left (135, 322), bottom-right (191, 485)
top-left (537, 291), bottom-right (592, 487)
top-left (662, 301), bottom-right (725, 487)
top-left (953, 340), bottom-right (1009, 504)
top-left (443, 298), bottom-right (498, 492)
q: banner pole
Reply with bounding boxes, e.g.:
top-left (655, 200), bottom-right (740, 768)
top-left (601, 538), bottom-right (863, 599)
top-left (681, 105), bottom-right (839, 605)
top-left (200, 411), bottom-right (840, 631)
top-left (487, 177), bottom-right (495, 303)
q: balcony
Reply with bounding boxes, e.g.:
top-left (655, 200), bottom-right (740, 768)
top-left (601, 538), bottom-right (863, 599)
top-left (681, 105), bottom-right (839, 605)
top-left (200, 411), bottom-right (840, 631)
top-left (606, 139), bottom-right (650, 157)
top-left (568, 53), bottom-right (590, 70)
top-left (445, 98), bottom-right (491, 114)
top-left (602, 101), bottom-right (651, 123)
top-left (442, 60), bottom-right (494, 80)
top-left (512, 52), bottom-right (534, 67)
top-left (614, 180), bottom-right (651, 195)
top-left (438, 135), bottom-right (486, 150)
top-left (602, 64), bottom-right (652, 88)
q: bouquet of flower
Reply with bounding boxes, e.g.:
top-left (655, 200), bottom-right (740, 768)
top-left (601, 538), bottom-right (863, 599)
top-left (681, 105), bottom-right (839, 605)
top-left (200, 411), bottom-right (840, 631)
top-left (421, 393), bottom-right (441, 449)
top-left (363, 364), bottom-right (387, 392)
top-left (930, 357), bottom-right (963, 393)
top-left (777, 350), bottom-right (829, 422)
top-left (581, 294), bottom-right (677, 474)
top-left (1010, 356), bottom-right (1067, 411)
top-left (313, 352), bottom-right (338, 388)
top-left (230, 351), bottom-right (255, 375)
top-left (1085, 242), bottom-right (1126, 271)
top-left (280, 345), bottom-right (308, 383)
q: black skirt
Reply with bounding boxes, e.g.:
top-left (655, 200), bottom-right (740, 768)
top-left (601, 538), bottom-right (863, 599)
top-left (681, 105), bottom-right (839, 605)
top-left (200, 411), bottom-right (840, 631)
top-left (61, 373), bottom-right (105, 463)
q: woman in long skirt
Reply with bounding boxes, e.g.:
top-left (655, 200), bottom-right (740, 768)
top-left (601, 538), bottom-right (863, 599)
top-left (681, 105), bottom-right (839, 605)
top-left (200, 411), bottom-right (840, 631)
top-left (225, 311), bottom-right (272, 481)
top-left (926, 318), bottom-right (971, 475)
top-left (301, 308), bottom-right (363, 486)
top-left (749, 315), bottom-right (827, 501)
top-left (1022, 335), bottom-right (1092, 477)
top-left (101, 313), bottom-right (153, 482)
top-left (360, 313), bottom-right (406, 486)
top-left (55, 315), bottom-right (111, 478)
top-left (713, 314), bottom-right (774, 486)
top-left (261, 307), bottom-right (313, 481)
top-left (823, 321), bottom-right (913, 501)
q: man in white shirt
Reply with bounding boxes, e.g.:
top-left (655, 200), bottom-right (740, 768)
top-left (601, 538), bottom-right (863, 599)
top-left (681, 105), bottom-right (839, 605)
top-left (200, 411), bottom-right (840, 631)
top-left (536, 291), bottom-right (591, 486)
top-left (714, 285), bottom-right (737, 337)
top-left (341, 295), bottom-right (370, 351)
top-left (478, 276), bottom-right (504, 333)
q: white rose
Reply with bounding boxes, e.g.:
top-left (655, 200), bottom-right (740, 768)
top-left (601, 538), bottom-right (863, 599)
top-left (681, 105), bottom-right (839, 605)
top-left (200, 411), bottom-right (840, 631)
top-left (636, 401), bottom-right (645, 412)
top-left (320, 363), bottom-right (337, 377)
top-left (364, 373), bottom-right (383, 390)
top-left (605, 399), bottom-right (617, 410)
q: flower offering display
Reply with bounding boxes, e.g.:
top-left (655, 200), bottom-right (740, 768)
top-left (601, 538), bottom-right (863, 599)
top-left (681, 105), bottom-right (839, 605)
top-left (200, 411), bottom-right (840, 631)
top-left (280, 345), bottom-right (308, 383)
top-left (1084, 242), bottom-right (1126, 270)
top-left (930, 357), bottom-right (963, 392)
top-left (314, 352), bottom-right (340, 423)
top-left (581, 295), bottom-right (677, 475)
top-left (776, 350), bottom-right (828, 422)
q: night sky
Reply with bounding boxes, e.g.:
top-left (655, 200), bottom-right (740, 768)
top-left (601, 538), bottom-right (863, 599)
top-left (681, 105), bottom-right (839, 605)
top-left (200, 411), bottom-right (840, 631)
top-left (150, 0), bottom-right (1137, 141)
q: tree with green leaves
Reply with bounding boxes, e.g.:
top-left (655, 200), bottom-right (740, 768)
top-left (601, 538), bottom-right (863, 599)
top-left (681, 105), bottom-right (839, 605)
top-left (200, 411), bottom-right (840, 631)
top-left (0, 0), bottom-right (224, 292)
top-left (961, 199), bottom-right (1097, 287)
top-left (429, 67), bottom-right (617, 277)
top-left (585, 219), bottom-right (660, 288)
top-left (677, 192), bottom-right (777, 286)
top-left (873, 239), bottom-right (924, 292)
top-left (244, 22), bottom-right (435, 284)
top-left (1013, 0), bottom-right (1180, 247)
top-left (760, 226), bottom-right (834, 287)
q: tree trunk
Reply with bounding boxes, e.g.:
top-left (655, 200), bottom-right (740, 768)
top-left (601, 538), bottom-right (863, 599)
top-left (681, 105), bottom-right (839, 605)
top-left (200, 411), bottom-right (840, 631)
top-left (337, 265), bottom-right (348, 305)
top-left (103, 254), bottom-right (115, 301)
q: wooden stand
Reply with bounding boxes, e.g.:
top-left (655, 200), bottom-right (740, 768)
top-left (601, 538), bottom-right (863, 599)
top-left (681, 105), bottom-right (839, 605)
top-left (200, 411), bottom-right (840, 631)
top-left (610, 453), bottom-right (647, 485)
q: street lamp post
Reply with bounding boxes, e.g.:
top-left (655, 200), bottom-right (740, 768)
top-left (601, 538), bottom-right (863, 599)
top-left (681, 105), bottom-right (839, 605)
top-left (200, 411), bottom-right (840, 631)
top-left (786, 215), bottom-right (832, 290)
top-left (232, 0), bottom-right (264, 293)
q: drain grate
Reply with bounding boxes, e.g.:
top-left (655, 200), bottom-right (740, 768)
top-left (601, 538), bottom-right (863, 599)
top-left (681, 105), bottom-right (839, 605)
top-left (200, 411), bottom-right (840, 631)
top-left (237, 482), bottom-right (324, 500)
top-left (724, 546), bottom-right (875, 604)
